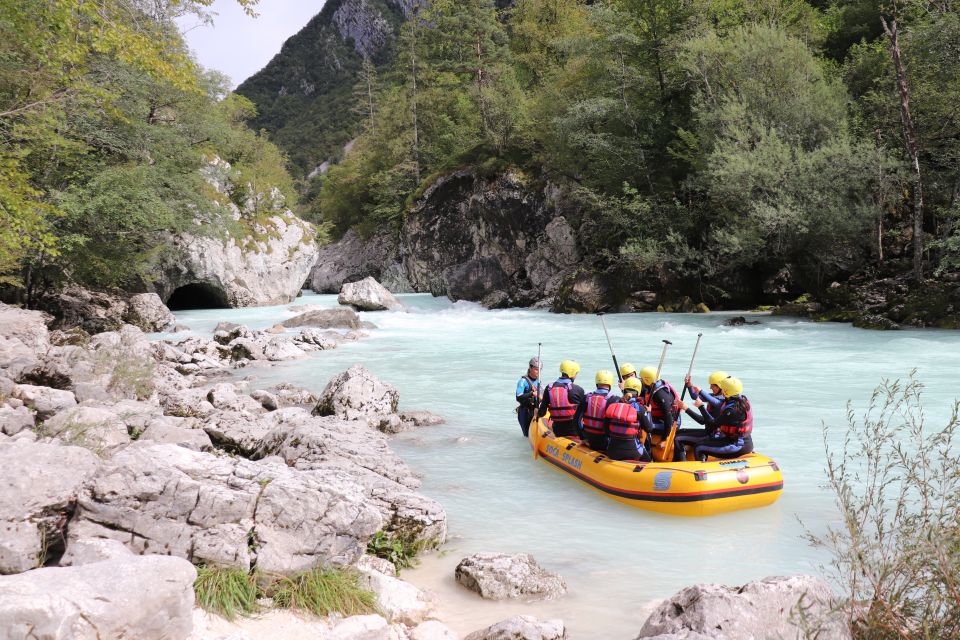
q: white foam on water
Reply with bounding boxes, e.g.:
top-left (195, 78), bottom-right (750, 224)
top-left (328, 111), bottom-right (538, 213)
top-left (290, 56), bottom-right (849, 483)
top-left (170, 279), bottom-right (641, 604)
top-left (170, 291), bottom-right (960, 639)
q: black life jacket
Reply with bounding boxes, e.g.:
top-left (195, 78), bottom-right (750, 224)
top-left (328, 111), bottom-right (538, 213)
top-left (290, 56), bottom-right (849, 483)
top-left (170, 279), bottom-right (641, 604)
top-left (643, 380), bottom-right (680, 421)
top-left (718, 395), bottom-right (753, 438)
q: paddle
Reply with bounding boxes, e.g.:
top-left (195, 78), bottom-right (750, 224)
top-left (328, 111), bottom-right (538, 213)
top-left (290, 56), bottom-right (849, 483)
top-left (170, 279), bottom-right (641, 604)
top-left (598, 313), bottom-right (623, 383)
top-left (667, 334), bottom-right (703, 462)
top-left (650, 339), bottom-right (672, 462)
top-left (531, 342), bottom-right (542, 460)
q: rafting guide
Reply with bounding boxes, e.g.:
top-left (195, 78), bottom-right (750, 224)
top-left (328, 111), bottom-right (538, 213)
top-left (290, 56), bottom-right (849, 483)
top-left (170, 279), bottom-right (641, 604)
top-left (521, 316), bottom-right (782, 516)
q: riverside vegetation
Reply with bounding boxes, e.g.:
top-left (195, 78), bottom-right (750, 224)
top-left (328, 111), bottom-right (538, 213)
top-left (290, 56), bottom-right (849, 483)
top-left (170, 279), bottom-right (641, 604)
top-left (240, 0), bottom-right (960, 314)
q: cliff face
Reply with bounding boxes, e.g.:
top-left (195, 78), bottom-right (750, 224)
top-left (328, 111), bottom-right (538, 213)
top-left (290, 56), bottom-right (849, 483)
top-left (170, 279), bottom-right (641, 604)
top-left (235, 0), bottom-right (411, 175)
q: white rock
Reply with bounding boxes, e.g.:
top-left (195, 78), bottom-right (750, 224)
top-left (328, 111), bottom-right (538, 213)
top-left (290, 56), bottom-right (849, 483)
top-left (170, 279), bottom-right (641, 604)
top-left (0, 555), bottom-right (196, 640)
top-left (11, 385), bottom-right (76, 421)
top-left (0, 405), bottom-right (34, 436)
top-left (455, 553), bottom-right (566, 602)
top-left (41, 405), bottom-right (131, 453)
top-left (464, 615), bottom-right (566, 640)
top-left (411, 621), bottom-right (460, 640)
top-left (358, 569), bottom-right (434, 626)
top-left (125, 293), bottom-right (176, 332)
top-left (263, 337), bottom-right (306, 361)
top-left (327, 614), bottom-right (406, 640)
top-left (139, 418), bottom-right (214, 452)
top-left (282, 307), bottom-right (364, 330)
top-left (339, 277), bottom-right (404, 311)
top-left (0, 440), bottom-right (100, 574)
top-left (58, 538), bottom-right (134, 567)
top-left (313, 365), bottom-right (399, 421)
top-left (636, 575), bottom-right (851, 640)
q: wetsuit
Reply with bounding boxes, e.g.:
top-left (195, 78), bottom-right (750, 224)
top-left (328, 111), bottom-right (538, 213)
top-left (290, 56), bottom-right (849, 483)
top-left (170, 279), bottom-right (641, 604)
top-left (538, 377), bottom-right (586, 439)
top-left (694, 395), bottom-right (754, 460)
top-left (643, 381), bottom-right (680, 438)
top-left (674, 388), bottom-right (725, 460)
top-left (604, 397), bottom-right (653, 462)
top-left (515, 375), bottom-right (540, 437)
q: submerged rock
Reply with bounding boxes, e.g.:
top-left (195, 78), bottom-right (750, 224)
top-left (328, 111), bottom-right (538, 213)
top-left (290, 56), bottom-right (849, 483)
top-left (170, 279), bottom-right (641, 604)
top-left (455, 552), bottom-right (567, 602)
top-left (464, 615), bottom-right (567, 640)
top-left (636, 575), bottom-right (850, 640)
top-left (0, 555), bottom-right (196, 640)
top-left (723, 315), bottom-right (761, 327)
top-left (339, 276), bottom-right (404, 311)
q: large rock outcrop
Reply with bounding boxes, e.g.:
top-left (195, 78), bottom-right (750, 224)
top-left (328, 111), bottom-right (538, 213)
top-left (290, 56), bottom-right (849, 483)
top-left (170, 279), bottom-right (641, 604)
top-left (310, 228), bottom-right (412, 294)
top-left (0, 555), bottom-right (196, 640)
top-left (636, 575), bottom-right (851, 640)
top-left (37, 288), bottom-right (176, 334)
top-left (402, 169), bottom-right (580, 308)
top-left (153, 157), bottom-right (318, 309)
top-left (69, 442), bottom-right (383, 574)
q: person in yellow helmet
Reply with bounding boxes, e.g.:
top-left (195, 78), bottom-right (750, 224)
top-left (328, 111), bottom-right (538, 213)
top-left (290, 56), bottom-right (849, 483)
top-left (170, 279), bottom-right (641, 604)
top-left (537, 360), bottom-right (586, 440)
top-left (581, 370), bottom-right (619, 451)
top-left (674, 370), bottom-right (728, 460)
top-left (691, 376), bottom-right (754, 461)
top-left (603, 377), bottom-right (653, 462)
top-left (617, 362), bottom-right (637, 391)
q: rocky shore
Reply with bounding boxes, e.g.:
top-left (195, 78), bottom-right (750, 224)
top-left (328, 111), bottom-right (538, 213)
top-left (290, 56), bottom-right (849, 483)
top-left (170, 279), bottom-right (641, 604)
top-left (0, 284), bottom-right (852, 639)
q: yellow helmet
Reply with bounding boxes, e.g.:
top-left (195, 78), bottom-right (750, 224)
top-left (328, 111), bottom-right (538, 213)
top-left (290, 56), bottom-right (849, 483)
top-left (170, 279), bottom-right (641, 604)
top-left (708, 370), bottom-right (729, 386)
top-left (639, 366), bottom-right (658, 385)
top-left (623, 378), bottom-right (644, 395)
top-left (560, 360), bottom-right (581, 379)
top-left (595, 370), bottom-right (615, 387)
top-left (719, 376), bottom-right (743, 398)
top-left (619, 363), bottom-right (637, 378)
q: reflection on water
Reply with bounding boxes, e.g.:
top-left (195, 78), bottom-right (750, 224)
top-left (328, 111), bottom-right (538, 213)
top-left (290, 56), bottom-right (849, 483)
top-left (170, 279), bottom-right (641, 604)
top-left (171, 292), bottom-right (960, 639)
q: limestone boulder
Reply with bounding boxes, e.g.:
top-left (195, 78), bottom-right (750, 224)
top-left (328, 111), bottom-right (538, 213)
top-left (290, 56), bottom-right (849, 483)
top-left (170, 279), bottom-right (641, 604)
top-left (464, 616), bottom-right (567, 640)
top-left (0, 303), bottom-right (50, 353)
top-left (0, 555), bottom-right (196, 640)
top-left (41, 404), bottom-right (132, 453)
top-left (125, 293), bottom-right (176, 332)
top-left (636, 575), bottom-right (851, 640)
top-left (339, 277), bottom-right (404, 311)
top-left (256, 410), bottom-right (447, 550)
top-left (411, 621), bottom-right (460, 640)
top-left (11, 385), bottom-right (76, 422)
top-left (455, 553), bottom-right (566, 602)
top-left (58, 538), bottom-right (133, 567)
top-left (313, 364), bottom-right (400, 421)
top-left (358, 567), bottom-right (434, 626)
top-left (0, 405), bottom-right (35, 436)
top-left (70, 442), bottom-right (383, 574)
top-left (139, 418), bottom-right (213, 452)
top-left (0, 440), bottom-right (100, 574)
top-left (282, 307), bottom-right (364, 330)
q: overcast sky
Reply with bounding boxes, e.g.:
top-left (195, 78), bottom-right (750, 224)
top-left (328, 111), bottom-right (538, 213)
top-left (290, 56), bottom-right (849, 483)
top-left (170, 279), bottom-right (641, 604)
top-left (177, 0), bottom-right (327, 89)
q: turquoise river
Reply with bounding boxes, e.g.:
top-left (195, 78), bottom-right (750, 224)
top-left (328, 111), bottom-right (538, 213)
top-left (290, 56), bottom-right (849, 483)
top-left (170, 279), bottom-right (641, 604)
top-left (164, 292), bottom-right (960, 638)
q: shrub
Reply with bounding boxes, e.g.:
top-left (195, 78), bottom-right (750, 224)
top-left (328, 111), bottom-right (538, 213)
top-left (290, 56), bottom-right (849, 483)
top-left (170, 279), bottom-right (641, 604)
top-left (366, 531), bottom-right (422, 571)
top-left (270, 567), bottom-right (377, 617)
top-left (194, 566), bottom-right (258, 620)
top-left (806, 375), bottom-right (960, 639)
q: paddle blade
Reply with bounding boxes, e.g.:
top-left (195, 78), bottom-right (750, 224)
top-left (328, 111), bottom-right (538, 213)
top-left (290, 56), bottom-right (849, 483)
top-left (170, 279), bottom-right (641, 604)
top-left (530, 416), bottom-right (541, 460)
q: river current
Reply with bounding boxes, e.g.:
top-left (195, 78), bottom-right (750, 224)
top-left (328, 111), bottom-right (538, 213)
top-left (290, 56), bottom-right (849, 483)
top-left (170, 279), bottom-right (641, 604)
top-left (166, 292), bottom-right (960, 638)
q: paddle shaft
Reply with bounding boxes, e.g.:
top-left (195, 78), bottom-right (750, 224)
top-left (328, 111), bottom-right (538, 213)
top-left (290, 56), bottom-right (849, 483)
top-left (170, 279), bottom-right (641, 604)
top-left (655, 339), bottom-right (672, 380)
top-left (532, 342), bottom-right (543, 420)
top-left (680, 333), bottom-right (703, 401)
top-left (598, 314), bottom-right (623, 382)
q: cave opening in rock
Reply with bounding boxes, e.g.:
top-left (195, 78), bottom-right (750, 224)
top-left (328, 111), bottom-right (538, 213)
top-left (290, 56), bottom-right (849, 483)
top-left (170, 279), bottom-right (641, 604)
top-left (166, 283), bottom-right (229, 310)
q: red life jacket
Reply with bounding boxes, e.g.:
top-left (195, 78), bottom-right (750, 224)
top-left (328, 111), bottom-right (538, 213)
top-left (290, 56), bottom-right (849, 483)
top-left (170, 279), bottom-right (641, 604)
top-left (644, 380), bottom-right (680, 421)
top-left (604, 401), bottom-right (639, 438)
top-left (548, 381), bottom-right (577, 421)
top-left (718, 396), bottom-right (753, 437)
top-left (582, 391), bottom-right (610, 434)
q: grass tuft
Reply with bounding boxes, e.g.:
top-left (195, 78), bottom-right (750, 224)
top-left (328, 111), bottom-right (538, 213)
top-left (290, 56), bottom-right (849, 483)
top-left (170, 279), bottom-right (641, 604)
top-left (194, 566), bottom-right (258, 620)
top-left (271, 567), bottom-right (377, 617)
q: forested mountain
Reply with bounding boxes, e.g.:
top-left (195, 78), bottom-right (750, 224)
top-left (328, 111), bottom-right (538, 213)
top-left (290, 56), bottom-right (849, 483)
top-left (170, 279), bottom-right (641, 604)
top-left (243, 0), bottom-right (960, 321)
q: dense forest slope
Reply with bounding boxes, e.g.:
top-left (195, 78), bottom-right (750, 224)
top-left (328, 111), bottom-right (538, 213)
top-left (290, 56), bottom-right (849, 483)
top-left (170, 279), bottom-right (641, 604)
top-left (242, 0), bottom-right (960, 326)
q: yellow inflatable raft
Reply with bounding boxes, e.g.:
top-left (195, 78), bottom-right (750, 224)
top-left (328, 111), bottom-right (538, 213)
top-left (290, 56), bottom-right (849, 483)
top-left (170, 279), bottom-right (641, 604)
top-left (529, 417), bottom-right (783, 516)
